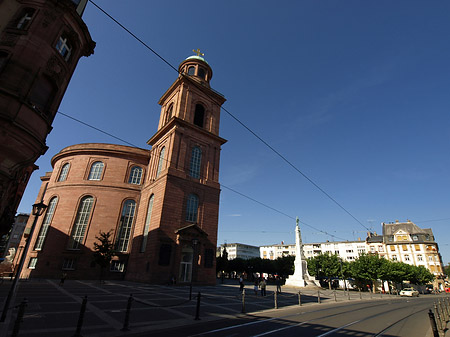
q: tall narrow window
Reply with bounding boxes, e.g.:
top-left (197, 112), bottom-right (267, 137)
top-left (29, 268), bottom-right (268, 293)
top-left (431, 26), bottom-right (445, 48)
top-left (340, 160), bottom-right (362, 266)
top-left (198, 67), bottom-right (206, 79)
top-left (187, 66), bottom-right (195, 75)
top-left (156, 147), bottom-right (165, 177)
top-left (115, 200), bottom-right (136, 252)
top-left (34, 197), bottom-right (58, 250)
top-left (186, 194), bottom-right (199, 223)
top-left (58, 163), bottom-right (70, 182)
top-left (55, 35), bottom-right (72, 61)
top-left (68, 196), bottom-right (94, 249)
top-left (28, 257), bottom-right (38, 269)
top-left (165, 104), bottom-right (173, 124)
top-left (140, 195), bottom-right (154, 252)
top-left (16, 8), bottom-right (35, 30)
top-left (189, 146), bottom-right (202, 179)
top-left (128, 166), bottom-right (143, 185)
top-left (193, 104), bottom-right (205, 128)
top-left (88, 161), bottom-right (104, 180)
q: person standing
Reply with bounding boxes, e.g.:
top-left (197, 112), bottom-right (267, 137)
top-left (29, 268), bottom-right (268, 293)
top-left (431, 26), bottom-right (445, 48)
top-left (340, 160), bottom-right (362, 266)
top-left (239, 274), bottom-right (245, 293)
top-left (275, 276), bottom-right (282, 294)
top-left (254, 278), bottom-right (259, 295)
top-left (259, 278), bottom-right (267, 296)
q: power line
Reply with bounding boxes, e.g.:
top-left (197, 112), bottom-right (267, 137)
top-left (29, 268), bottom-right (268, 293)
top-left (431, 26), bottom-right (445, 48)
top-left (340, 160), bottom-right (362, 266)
top-left (55, 108), bottom-right (347, 241)
top-left (87, 0), bottom-right (370, 232)
top-left (57, 111), bottom-right (139, 147)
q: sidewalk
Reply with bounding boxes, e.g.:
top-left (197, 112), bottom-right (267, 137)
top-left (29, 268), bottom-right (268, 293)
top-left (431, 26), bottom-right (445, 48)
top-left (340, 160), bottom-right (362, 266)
top-left (0, 278), bottom-right (413, 337)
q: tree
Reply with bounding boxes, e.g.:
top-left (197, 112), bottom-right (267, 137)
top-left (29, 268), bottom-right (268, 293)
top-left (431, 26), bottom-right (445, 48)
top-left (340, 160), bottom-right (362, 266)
top-left (351, 253), bottom-right (387, 292)
top-left (92, 230), bottom-right (115, 283)
top-left (274, 255), bottom-right (295, 278)
top-left (307, 253), bottom-right (340, 289)
top-left (408, 265), bottom-right (434, 285)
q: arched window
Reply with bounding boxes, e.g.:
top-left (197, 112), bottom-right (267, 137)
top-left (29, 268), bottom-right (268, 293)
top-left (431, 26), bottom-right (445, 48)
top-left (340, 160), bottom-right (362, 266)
top-left (140, 194), bottom-right (154, 252)
top-left (128, 166), bottom-right (143, 185)
top-left (165, 104), bottom-right (173, 124)
top-left (15, 8), bottom-right (35, 30)
top-left (193, 104), bottom-right (205, 128)
top-left (187, 66), bottom-right (195, 75)
top-left (58, 163), bottom-right (70, 182)
top-left (55, 35), bottom-right (73, 61)
top-left (34, 197), bottom-right (58, 250)
top-left (68, 196), bottom-right (94, 249)
top-left (189, 146), bottom-right (202, 179)
top-left (198, 67), bottom-right (206, 79)
top-left (115, 200), bottom-right (136, 252)
top-left (156, 147), bottom-right (165, 177)
top-left (186, 194), bottom-right (199, 223)
top-left (88, 161), bottom-right (104, 180)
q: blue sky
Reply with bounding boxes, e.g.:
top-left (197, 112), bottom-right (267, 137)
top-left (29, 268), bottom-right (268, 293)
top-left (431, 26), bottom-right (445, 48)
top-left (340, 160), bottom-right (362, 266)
top-left (18, 1), bottom-right (450, 263)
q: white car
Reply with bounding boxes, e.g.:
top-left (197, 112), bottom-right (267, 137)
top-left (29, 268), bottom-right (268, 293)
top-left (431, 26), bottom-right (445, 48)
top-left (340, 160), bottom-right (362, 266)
top-left (400, 288), bottom-right (419, 297)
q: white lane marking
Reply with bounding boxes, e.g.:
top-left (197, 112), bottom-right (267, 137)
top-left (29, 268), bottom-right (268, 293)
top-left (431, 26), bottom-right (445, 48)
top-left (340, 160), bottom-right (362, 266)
top-left (189, 317), bottom-right (279, 336)
top-left (252, 320), bottom-right (310, 336)
top-left (316, 319), bottom-right (362, 337)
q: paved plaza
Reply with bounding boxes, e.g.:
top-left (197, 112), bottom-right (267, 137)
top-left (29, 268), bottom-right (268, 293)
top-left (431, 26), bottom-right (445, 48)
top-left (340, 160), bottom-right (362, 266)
top-left (0, 278), bottom-right (399, 336)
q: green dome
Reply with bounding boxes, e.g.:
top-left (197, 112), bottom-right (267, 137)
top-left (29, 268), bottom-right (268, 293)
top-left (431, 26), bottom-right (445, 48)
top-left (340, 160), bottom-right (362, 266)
top-left (185, 55), bottom-right (209, 65)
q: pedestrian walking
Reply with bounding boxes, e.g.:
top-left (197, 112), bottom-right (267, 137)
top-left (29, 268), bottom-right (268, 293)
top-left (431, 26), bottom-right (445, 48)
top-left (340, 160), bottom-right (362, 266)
top-left (259, 278), bottom-right (267, 296)
top-left (275, 276), bottom-right (282, 294)
top-left (254, 278), bottom-right (259, 295)
top-left (239, 274), bottom-right (245, 293)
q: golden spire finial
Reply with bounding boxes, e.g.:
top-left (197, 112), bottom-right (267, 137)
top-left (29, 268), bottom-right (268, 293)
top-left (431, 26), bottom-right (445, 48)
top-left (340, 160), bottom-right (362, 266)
top-left (192, 48), bottom-right (204, 57)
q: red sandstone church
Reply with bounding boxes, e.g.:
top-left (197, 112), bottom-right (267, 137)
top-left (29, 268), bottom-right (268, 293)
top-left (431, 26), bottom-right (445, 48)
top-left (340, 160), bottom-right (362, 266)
top-left (18, 54), bottom-right (227, 285)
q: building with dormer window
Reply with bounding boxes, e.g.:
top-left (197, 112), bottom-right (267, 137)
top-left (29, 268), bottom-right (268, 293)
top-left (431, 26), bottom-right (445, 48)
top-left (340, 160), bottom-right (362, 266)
top-left (383, 220), bottom-right (443, 282)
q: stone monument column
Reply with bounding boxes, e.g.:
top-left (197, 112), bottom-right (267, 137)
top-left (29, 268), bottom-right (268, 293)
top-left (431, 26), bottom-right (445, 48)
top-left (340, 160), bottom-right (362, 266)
top-left (285, 217), bottom-right (309, 287)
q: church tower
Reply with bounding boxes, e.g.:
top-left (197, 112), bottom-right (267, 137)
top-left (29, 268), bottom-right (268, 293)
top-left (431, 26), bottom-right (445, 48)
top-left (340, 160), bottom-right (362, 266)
top-left (127, 52), bottom-right (226, 284)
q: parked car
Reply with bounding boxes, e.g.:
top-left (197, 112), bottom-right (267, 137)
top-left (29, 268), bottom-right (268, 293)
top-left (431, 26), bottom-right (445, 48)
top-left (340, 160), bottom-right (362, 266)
top-left (400, 288), bottom-right (419, 297)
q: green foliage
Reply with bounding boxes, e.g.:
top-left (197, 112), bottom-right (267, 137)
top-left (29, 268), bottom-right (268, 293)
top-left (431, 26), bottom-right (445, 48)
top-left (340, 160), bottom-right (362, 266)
top-left (307, 253), bottom-right (341, 289)
top-left (216, 255), bottom-right (294, 278)
top-left (274, 255), bottom-right (295, 277)
top-left (92, 230), bottom-right (115, 268)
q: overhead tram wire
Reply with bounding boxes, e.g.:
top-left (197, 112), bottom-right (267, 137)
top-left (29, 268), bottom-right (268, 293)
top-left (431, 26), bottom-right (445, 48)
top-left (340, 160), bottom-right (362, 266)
top-left (55, 108), bottom-right (347, 241)
top-left (57, 111), bottom-right (139, 147)
top-left (88, 0), bottom-right (371, 233)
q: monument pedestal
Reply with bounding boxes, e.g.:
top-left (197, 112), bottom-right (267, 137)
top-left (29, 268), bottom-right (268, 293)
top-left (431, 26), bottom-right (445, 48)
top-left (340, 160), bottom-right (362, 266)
top-left (285, 259), bottom-right (308, 287)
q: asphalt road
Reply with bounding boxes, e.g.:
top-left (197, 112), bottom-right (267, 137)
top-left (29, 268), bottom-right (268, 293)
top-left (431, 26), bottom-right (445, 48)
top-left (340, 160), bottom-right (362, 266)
top-left (144, 296), bottom-right (439, 337)
top-left (0, 279), bottom-right (446, 337)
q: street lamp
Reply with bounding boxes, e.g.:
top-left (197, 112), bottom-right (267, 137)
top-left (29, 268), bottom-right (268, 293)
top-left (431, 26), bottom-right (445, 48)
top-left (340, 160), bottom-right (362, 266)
top-left (0, 201), bottom-right (47, 322)
top-left (189, 238), bottom-right (199, 300)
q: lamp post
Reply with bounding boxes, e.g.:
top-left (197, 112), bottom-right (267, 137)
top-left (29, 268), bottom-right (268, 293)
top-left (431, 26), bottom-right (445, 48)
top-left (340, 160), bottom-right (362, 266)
top-left (0, 201), bottom-right (47, 322)
top-left (189, 238), bottom-right (199, 300)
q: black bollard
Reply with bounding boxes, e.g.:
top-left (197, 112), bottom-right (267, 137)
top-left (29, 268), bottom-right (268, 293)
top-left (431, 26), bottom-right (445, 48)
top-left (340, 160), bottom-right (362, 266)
top-left (11, 298), bottom-right (27, 337)
top-left (194, 292), bottom-right (201, 320)
top-left (428, 309), bottom-right (440, 337)
top-left (348, 289), bottom-right (351, 300)
top-left (298, 291), bottom-right (302, 306)
top-left (274, 291), bottom-right (278, 309)
top-left (434, 303), bottom-right (443, 331)
top-left (317, 290), bottom-right (321, 304)
top-left (121, 294), bottom-right (133, 331)
top-left (73, 296), bottom-right (87, 337)
top-left (359, 288), bottom-right (362, 300)
top-left (241, 289), bottom-right (245, 313)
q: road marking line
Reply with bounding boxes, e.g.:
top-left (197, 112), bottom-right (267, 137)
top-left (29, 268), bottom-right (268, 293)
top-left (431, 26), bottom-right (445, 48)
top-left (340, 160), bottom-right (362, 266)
top-left (316, 319), bottom-right (363, 337)
top-left (252, 320), bottom-right (310, 336)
